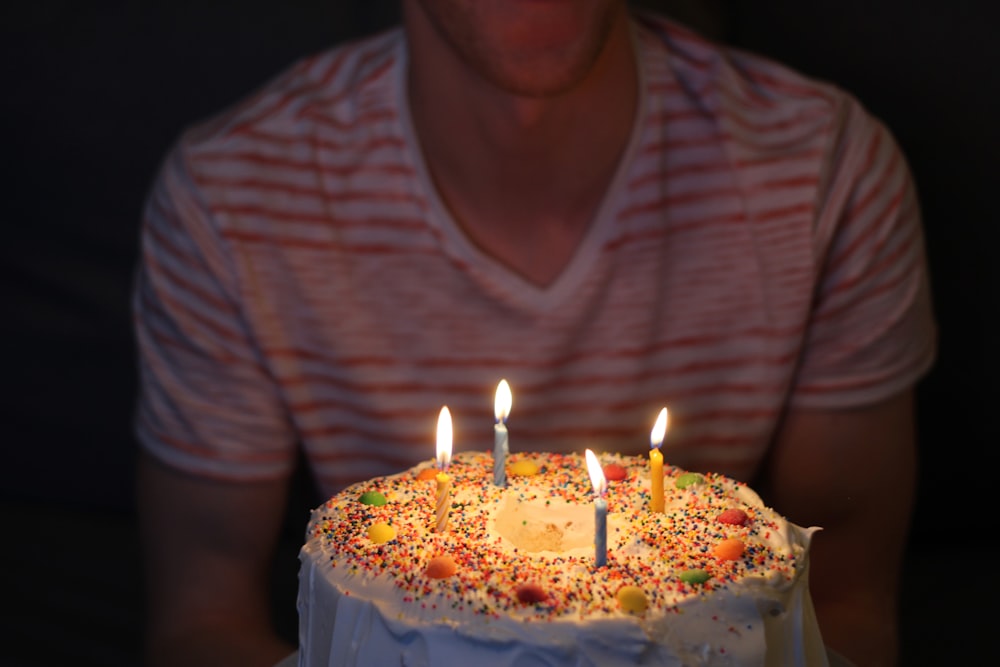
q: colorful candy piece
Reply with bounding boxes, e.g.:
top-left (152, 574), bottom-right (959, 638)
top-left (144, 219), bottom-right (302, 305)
top-left (717, 508), bottom-right (749, 526)
top-left (713, 538), bottom-right (745, 561)
top-left (367, 522), bottom-right (396, 544)
top-left (509, 459), bottom-right (539, 476)
top-left (678, 569), bottom-right (711, 585)
top-left (616, 585), bottom-right (648, 613)
top-left (417, 468), bottom-right (439, 481)
top-left (359, 491), bottom-right (388, 506)
top-left (426, 555), bottom-right (457, 579)
top-left (675, 472), bottom-right (704, 489)
top-left (515, 583), bottom-right (548, 604)
top-left (603, 463), bottom-right (627, 481)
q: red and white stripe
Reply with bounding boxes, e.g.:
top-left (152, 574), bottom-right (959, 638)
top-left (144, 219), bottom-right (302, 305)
top-left (134, 17), bottom-right (935, 497)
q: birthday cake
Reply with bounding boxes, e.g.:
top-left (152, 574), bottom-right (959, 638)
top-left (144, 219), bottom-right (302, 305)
top-left (297, 451), bottom-right (828, 666)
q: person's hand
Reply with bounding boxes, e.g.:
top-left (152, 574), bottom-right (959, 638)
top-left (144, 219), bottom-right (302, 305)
top-left (758, 390), bottom-right (917, 667)
top-left (138, 452), bottom-right (295, 667)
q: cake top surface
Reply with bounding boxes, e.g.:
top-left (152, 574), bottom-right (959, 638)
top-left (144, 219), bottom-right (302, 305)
top-left (304, 450), bottom-right (811, 626)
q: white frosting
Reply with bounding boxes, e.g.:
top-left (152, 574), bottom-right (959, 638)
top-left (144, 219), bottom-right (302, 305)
top-left (297, 452), bottom-right (828, 666)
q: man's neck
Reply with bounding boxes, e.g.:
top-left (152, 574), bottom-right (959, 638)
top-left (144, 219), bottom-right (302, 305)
top-left (405, 7), bottom-right (639, 287)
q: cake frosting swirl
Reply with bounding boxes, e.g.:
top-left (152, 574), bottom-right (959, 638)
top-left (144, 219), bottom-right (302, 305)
top-left (297, 451), bottom-right (828, 666)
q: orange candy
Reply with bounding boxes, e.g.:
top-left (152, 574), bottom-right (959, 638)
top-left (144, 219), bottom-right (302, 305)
top-left (426, 555), bottom-right (457, 579)
top-left (417, 468), bottom-right (438, 481)
top-left (713, 538), bottom-right (745, 561)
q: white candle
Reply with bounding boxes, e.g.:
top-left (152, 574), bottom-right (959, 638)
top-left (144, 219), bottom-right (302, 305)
top-left (434, 407), bottom-right (453, 533)
top-left (493, 379), bottom-right (512, 487)
top-left (585, 448), bottom-right (608, 568)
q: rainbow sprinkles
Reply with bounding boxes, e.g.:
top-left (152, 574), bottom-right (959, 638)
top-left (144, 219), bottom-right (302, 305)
top-left (298, 451), bottom-right (826, 667)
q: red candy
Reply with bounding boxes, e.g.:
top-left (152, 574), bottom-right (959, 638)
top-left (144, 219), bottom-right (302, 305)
top-left (515, 583), bottom-right (549, 604)
top-left (603, 463), bottom-right (627, 481)
top-left (717, 509), bottom-right (749, 526)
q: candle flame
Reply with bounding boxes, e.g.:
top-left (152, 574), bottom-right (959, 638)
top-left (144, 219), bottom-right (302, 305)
top-left (585, 448), bottom-right (607, 497)
top-left (494, 379), bottom-right (512, 422)
top-left (436, 406), bottom-right (452, 470)
top-left (650, 407), bottom-right (669, 449)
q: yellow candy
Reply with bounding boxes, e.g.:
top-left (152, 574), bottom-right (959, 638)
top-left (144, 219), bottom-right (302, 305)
top-left (616, 585), bottom-right (648, 613)
top-left (367, 522), bottom-right (396, 544)
top-left (509, 459), bottom-right (539, 476)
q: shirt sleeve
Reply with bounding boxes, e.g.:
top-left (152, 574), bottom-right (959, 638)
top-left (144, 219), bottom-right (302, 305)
top-left (790, 99), bottom-right (937, 408)
top-left (132, 138), bottom-right (297, 481)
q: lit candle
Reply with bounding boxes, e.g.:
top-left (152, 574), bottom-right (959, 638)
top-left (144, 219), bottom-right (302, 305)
top-left (585, 448), bottom-right (608, 568)
top-left (493, 379), bottom-right (512, 487)
top-left (649, 407), bottom-right (669, 513)
top-left (434, 406), bottom-right (452, 533)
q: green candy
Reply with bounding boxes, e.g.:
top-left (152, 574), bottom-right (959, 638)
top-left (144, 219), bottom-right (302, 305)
top-left (675, 472), bottom-right (704, 489)
top-left (678, 569), bottom-right (711, 585)
top-left (359, 491), bottom-right (388, 506)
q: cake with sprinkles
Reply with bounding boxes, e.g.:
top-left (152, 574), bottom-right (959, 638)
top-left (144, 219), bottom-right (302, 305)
top-left (297, 451), bottom-right (828, 666)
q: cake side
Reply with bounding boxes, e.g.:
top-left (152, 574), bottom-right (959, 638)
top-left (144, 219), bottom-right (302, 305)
top-left (297, 451), bottom-right (828, 666)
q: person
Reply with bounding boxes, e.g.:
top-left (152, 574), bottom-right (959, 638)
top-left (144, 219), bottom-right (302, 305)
top-left (133, 1), bottom-right (935, 666)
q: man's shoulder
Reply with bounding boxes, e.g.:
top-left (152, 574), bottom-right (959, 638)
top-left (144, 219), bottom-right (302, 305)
top-left (637, 13), bottom-right (853, 122)
top-left (180, 27), bottom-right (405, 154)
top-left (635, 12), bottom-right (890, 173)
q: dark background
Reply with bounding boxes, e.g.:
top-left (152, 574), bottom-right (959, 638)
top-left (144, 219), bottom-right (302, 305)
top-left (2, 1), bottom-right (996, 664)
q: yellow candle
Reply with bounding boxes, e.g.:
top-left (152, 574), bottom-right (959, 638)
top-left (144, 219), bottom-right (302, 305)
top-left (434, 406), bottom-right (453, 533)
top-left (649, 407), bottom-right (668, 513)
top-left (435, 471), bottom-right (451, 533)
top-left (650, 446), bottom-right (664, 513)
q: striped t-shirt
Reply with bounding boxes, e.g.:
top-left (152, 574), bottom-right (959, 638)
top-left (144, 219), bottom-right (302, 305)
top-left (134, 15), bottom-right (936, 497)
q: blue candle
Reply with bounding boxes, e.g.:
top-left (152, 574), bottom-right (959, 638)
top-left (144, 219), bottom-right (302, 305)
top-left (493, 422), bottom-right (508, 487)
top-left (493, 380), bottom-right (512, 487)
top-left (585, 448), bottom-right (608, 568)
top-left (595, 496), bottom-right (608, 568)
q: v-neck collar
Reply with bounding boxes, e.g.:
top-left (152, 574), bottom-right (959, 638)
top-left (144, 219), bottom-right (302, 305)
top-left (393, 22), bottom-right (649, 313)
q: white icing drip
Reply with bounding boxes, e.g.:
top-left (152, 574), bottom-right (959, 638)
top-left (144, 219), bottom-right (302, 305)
top-left (297, 452), bottom-right (829, 667)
